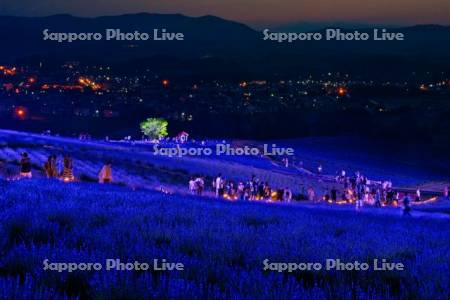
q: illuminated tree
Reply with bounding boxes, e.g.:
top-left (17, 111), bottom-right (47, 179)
top-left (140, 118), bottom-right (168, 140)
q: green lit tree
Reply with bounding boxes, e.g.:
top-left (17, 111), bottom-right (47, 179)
top-left (140, 118), bottom-right (168, 140)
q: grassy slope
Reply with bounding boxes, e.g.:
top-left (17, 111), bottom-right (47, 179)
top-left (0, 130), bottom-right (329, 194)
top-left (0, 179), bottom-right (448, 299)
top-left (2, 130), bottom-right (449, 194)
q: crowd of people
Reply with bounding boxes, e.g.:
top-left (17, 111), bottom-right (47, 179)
top-left (188, 168), bottom-right (449, 217)
top-left (318, 170), bottom-right (425, 215)
top-left (15, 152), bottom-right (113, 184)
top-left (189, 174), bottom-right (293, 202)
top-left (5, 152), bottom-right (448, 218)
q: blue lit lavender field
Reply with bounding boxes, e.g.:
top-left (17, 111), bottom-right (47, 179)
top-left (0, 130), bottom-right (449, 299)
top-left (0, 179), bottom-right (449, 299)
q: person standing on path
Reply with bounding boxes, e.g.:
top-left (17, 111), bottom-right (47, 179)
top-left (20, 153), bottom-right (32, 179)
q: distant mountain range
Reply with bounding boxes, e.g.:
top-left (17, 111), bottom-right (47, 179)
top-left (0, 13), bottom-right (263, 60)
top-left (0, 13), bottom-right (449, 77)
top-left (269, 21), bottom-right (399, 32)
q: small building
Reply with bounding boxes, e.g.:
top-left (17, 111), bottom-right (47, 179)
top-left (176, 131), bottom-right (189, 143)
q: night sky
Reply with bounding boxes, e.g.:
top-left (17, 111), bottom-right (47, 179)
top-left (0, 0), bottom-right (449, 26)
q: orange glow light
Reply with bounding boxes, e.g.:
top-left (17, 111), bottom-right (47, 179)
top-left (419, 84), bottom-right (428, 91)
top-left (337, 87), bottom-right (347, 96)
top-left (14, 107), bottom-right (27, 119)
top-left (4, 67), bottom-right (17, 76)
top-left (78, 77), bottom-right (101, 90)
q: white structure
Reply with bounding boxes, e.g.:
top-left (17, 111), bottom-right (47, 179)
top-left (176, 131), bottom-right (189, 143)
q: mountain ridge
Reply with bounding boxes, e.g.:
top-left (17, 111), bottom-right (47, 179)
top-left (0, 13), bottom-right (449, 77)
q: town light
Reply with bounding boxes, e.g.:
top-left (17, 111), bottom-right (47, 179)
top-left (78, 76), bottom-right (101, 90)
top-left (14, 107), bottom-right (28, 119)
top-left (337, 87), bottom-right (347, 96)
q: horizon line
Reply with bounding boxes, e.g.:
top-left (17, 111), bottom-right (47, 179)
top-left (0, 12), bottom-right (449, 29)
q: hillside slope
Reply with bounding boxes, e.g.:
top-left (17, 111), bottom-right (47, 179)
top-left (0, 130), bottom-right (329, 194)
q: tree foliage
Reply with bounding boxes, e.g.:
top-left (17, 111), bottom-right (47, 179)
top-left (140, 118), bottom-right (168, 140)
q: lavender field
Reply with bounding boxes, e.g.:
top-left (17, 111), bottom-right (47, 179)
top-left (0, 179), bottom-right (449, 299)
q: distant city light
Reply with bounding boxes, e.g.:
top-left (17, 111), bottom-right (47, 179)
top-left (78, 76), bottom-right (101, 90)
top-left (419, 84), bottom-right (428, 91)
top-left (337, 87), bottom-right (347, 96)
top-left (14, 107), bottom-right (28, 119)
top-left (2, 66), bottom-right (17, 76)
